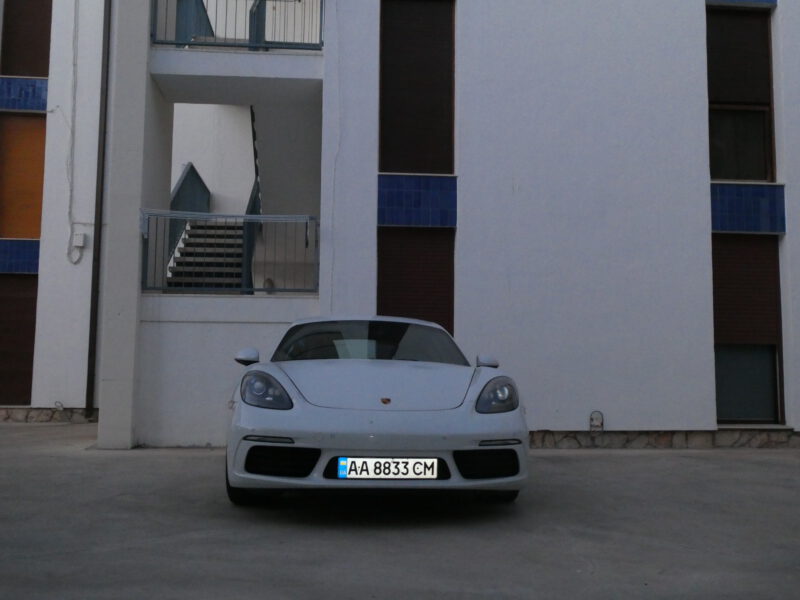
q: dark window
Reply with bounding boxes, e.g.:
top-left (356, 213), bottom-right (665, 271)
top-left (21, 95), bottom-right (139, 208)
top-left (709, 108), bottom-right (771, 181)
top-left (1, 0), bottom-right (53, 77)
top-left (712, 234), bottom-right (782, 423)
top-left (715, 345), bottom-right (778, 423)
top-left (273, 320), bottom-right (467, 366)
top-left (379, 0), bottom-right (454, 174)
top-left (706, 9), bottom-right (773, 181)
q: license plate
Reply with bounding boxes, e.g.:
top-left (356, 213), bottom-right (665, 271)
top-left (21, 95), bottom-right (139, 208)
top-left (337, 457), bottom-right (438, 480)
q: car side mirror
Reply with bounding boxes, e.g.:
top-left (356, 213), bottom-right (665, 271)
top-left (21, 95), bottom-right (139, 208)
top-left (476, 354), bottom-right (499, 368)
top-left (235, 348), bottom-right (260, 366)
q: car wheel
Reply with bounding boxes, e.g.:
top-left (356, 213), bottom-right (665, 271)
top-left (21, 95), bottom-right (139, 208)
top-left (488, 490), bottom-right (519, 503)
top-left (225, 465), bottom-right (259, 506)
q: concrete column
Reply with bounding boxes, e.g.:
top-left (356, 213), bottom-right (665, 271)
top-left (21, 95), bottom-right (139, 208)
top-left (318, 0), bottom-right (379, 316)
top-left (774, 4), bottom-right (800, 429)
top-left (32, 0), bottom-right (105, 409)
top-left (0, 0), bottom-right (5, 53)
top-left (96, 0), bottom-right (173, 448)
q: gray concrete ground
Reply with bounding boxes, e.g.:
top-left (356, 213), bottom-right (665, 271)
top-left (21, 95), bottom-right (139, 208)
top-left (1, 424), bottom-right (798, 600)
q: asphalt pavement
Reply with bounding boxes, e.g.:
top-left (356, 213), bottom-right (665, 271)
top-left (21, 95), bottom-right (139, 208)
top-left (1, 423), bottom-right (798, 600)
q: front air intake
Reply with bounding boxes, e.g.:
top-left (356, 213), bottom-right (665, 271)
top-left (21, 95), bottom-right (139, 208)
top-left (244, 446), bottom-right (321, 478)
top-left (453, 449), bottom-right (519, 479)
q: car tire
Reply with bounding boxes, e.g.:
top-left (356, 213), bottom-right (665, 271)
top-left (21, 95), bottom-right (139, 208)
top-left (225, 466), bottom-right (259, 506)
top-left (488, 490), bottom-right (519, 503)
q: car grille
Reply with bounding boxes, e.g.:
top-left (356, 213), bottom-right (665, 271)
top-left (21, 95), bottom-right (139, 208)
top-left (452, 449), bottom-right (519, 479)
top-left (322, 457), bottom-right (452, 480)
top-left (244, 446), bottom-right (321, 478)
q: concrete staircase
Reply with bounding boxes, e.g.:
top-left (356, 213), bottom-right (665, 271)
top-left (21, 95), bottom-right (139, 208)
top-left (167, 221), bottom-right (244, 290)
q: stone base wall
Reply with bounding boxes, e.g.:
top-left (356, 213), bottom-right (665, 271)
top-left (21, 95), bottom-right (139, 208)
top-left (0, 407), bottom-right (98, 424)
top-left (530, 430), bottom-right (800, 449)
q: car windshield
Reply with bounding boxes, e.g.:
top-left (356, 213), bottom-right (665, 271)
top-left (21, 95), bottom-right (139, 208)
top-left (272, 320), bottom-right (469, 366)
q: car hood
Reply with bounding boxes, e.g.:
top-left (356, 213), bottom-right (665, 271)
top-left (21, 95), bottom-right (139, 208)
top-left (276, 359), bottom-right (476, 411)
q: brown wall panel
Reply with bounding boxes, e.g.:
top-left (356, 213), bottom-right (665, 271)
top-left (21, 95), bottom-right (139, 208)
top-left (0, 274), bottom-right (37, 405)
top-left (1, 0), bottom-right (53, 77)
top-left (377, 227), bottom-right (455, 334)
top-left (0, 114), bottom-right (45, 238)
top-left (712, 234), bottom-right (781, 345)
top-left (380, 0), bottom-right (454, 174)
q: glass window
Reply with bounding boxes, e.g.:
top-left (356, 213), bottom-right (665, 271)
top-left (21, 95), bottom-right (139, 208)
top-left (709, 108), bottom-right (771, 181)
top-left (272, 320), bottom-right (469, 366)
top-left (706, 9), bottom-right (774, 181)
top-left (715, 344), bottom-right (779, 423)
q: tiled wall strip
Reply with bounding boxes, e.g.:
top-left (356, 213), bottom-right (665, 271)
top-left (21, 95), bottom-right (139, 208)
top-left (0, 77), bottom-right (48, 112)
top-left (0, 240), bottom-right (40, 273)
top-left (711, 183), bottom-right (785, 234)
top-left (378, 174), bottom-right (457, 227)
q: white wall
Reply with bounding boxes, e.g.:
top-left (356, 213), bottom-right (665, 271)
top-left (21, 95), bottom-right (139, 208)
top-left (171, 104), bottom-right (255, 214)
top-left (318, 0), bottom-right (379, 316)
top-left (136, 295), bottom-right (318, 446)
top-left (32, 0), bottom-right (105, 409)
top-left (774, 3), bottom-right (800, 430)
top-left (255, 91), bottom-right (322, 218)
top-left (454, 0), bottom-right (717, 431)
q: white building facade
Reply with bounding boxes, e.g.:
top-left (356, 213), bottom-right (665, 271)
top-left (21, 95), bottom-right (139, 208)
top-left (16, 0), bottom-right (800, 448)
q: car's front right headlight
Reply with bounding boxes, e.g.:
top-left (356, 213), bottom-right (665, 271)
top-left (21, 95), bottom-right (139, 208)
top-left (240, 372), bottom-right (293, 410)
top-left (476, 377), bottom-right (519, 414)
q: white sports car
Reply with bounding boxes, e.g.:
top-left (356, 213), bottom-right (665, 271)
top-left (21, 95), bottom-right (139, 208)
top-left (225, 316), bottom-right (528, 503)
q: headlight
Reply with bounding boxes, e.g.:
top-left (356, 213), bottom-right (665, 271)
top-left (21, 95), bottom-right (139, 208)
top-left (240, 372), bottom-right (293, 410)
top-left (476, 377), bottom-right (519, 414)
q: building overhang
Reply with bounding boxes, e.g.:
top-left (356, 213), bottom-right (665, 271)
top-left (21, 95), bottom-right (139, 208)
top-left (149, 47), bottom-right (322, 104)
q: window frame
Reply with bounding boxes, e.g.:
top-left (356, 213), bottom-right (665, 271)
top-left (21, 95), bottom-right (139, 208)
top-left (706, 7), bottom-right (776, 183)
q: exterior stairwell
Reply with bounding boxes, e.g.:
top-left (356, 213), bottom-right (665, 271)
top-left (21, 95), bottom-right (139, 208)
top-left (167, 221), bottom-right (244, 290)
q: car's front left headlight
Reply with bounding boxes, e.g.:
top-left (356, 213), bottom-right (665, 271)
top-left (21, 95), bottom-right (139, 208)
top-left (476, 377), bottom-right (519, 414)
top-left (240, 372), bottom-right (293, 410)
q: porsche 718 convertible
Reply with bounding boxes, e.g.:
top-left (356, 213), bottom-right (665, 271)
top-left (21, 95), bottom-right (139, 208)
top-left (225, 316), bottom-right (528, 503)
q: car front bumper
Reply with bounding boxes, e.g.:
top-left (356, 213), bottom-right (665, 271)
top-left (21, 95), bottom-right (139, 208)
top-left (227, 403), bottom-right (529, 491)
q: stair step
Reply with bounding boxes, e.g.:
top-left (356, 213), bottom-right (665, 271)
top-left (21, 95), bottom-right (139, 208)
top-left (169, 269), bottom-right (242, 281)
top-left (182, 238), bottom-right (243, 246)
top-left (187, 230), bottom-right (243, 237)
top-left (167, 277), bottom-right (242, 287)
top-left (185, 234), bottom-right (244, 242)
top-left (186, 225), bottom-right (244, 233)
top-left (189, 221), bottom-right (244, 229)
top-left (163, 286), bottom-right (242, 294)
top-left (169, 266), bottom-right (243, 274)
top-left (173, 256), bottom-right (244, 265)
top-left (177, 251), bottom-right (243, 259)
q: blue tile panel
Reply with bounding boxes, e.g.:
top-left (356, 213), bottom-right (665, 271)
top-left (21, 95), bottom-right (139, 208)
top-left (0, 240), bottom-right (40, 273)
top-left (378, 175), bottom-right (457, 227)
top-left (711, 183), bottom-right (785, 234)
top-left (0, 77), bottom-right (48, 112)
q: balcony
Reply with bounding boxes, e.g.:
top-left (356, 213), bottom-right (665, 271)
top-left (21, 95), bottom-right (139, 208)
top-left (141, 210), bottom-right (319, 294)
top-left (149, 0), bottom-right (323, 105)
top-left (151, 0), bottom-right (323, 51)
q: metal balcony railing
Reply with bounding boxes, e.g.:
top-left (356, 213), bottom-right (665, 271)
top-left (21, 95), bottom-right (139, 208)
top-left (141, 210), bottom-right (319, 294)
top-left (151, 0), bottom-right (323, 51)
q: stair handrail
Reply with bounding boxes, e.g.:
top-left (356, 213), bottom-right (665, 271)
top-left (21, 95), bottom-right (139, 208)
top-left (141, 208), bottom-right (315, 223)
top-left (242, 178), bottom-right (261, 294)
